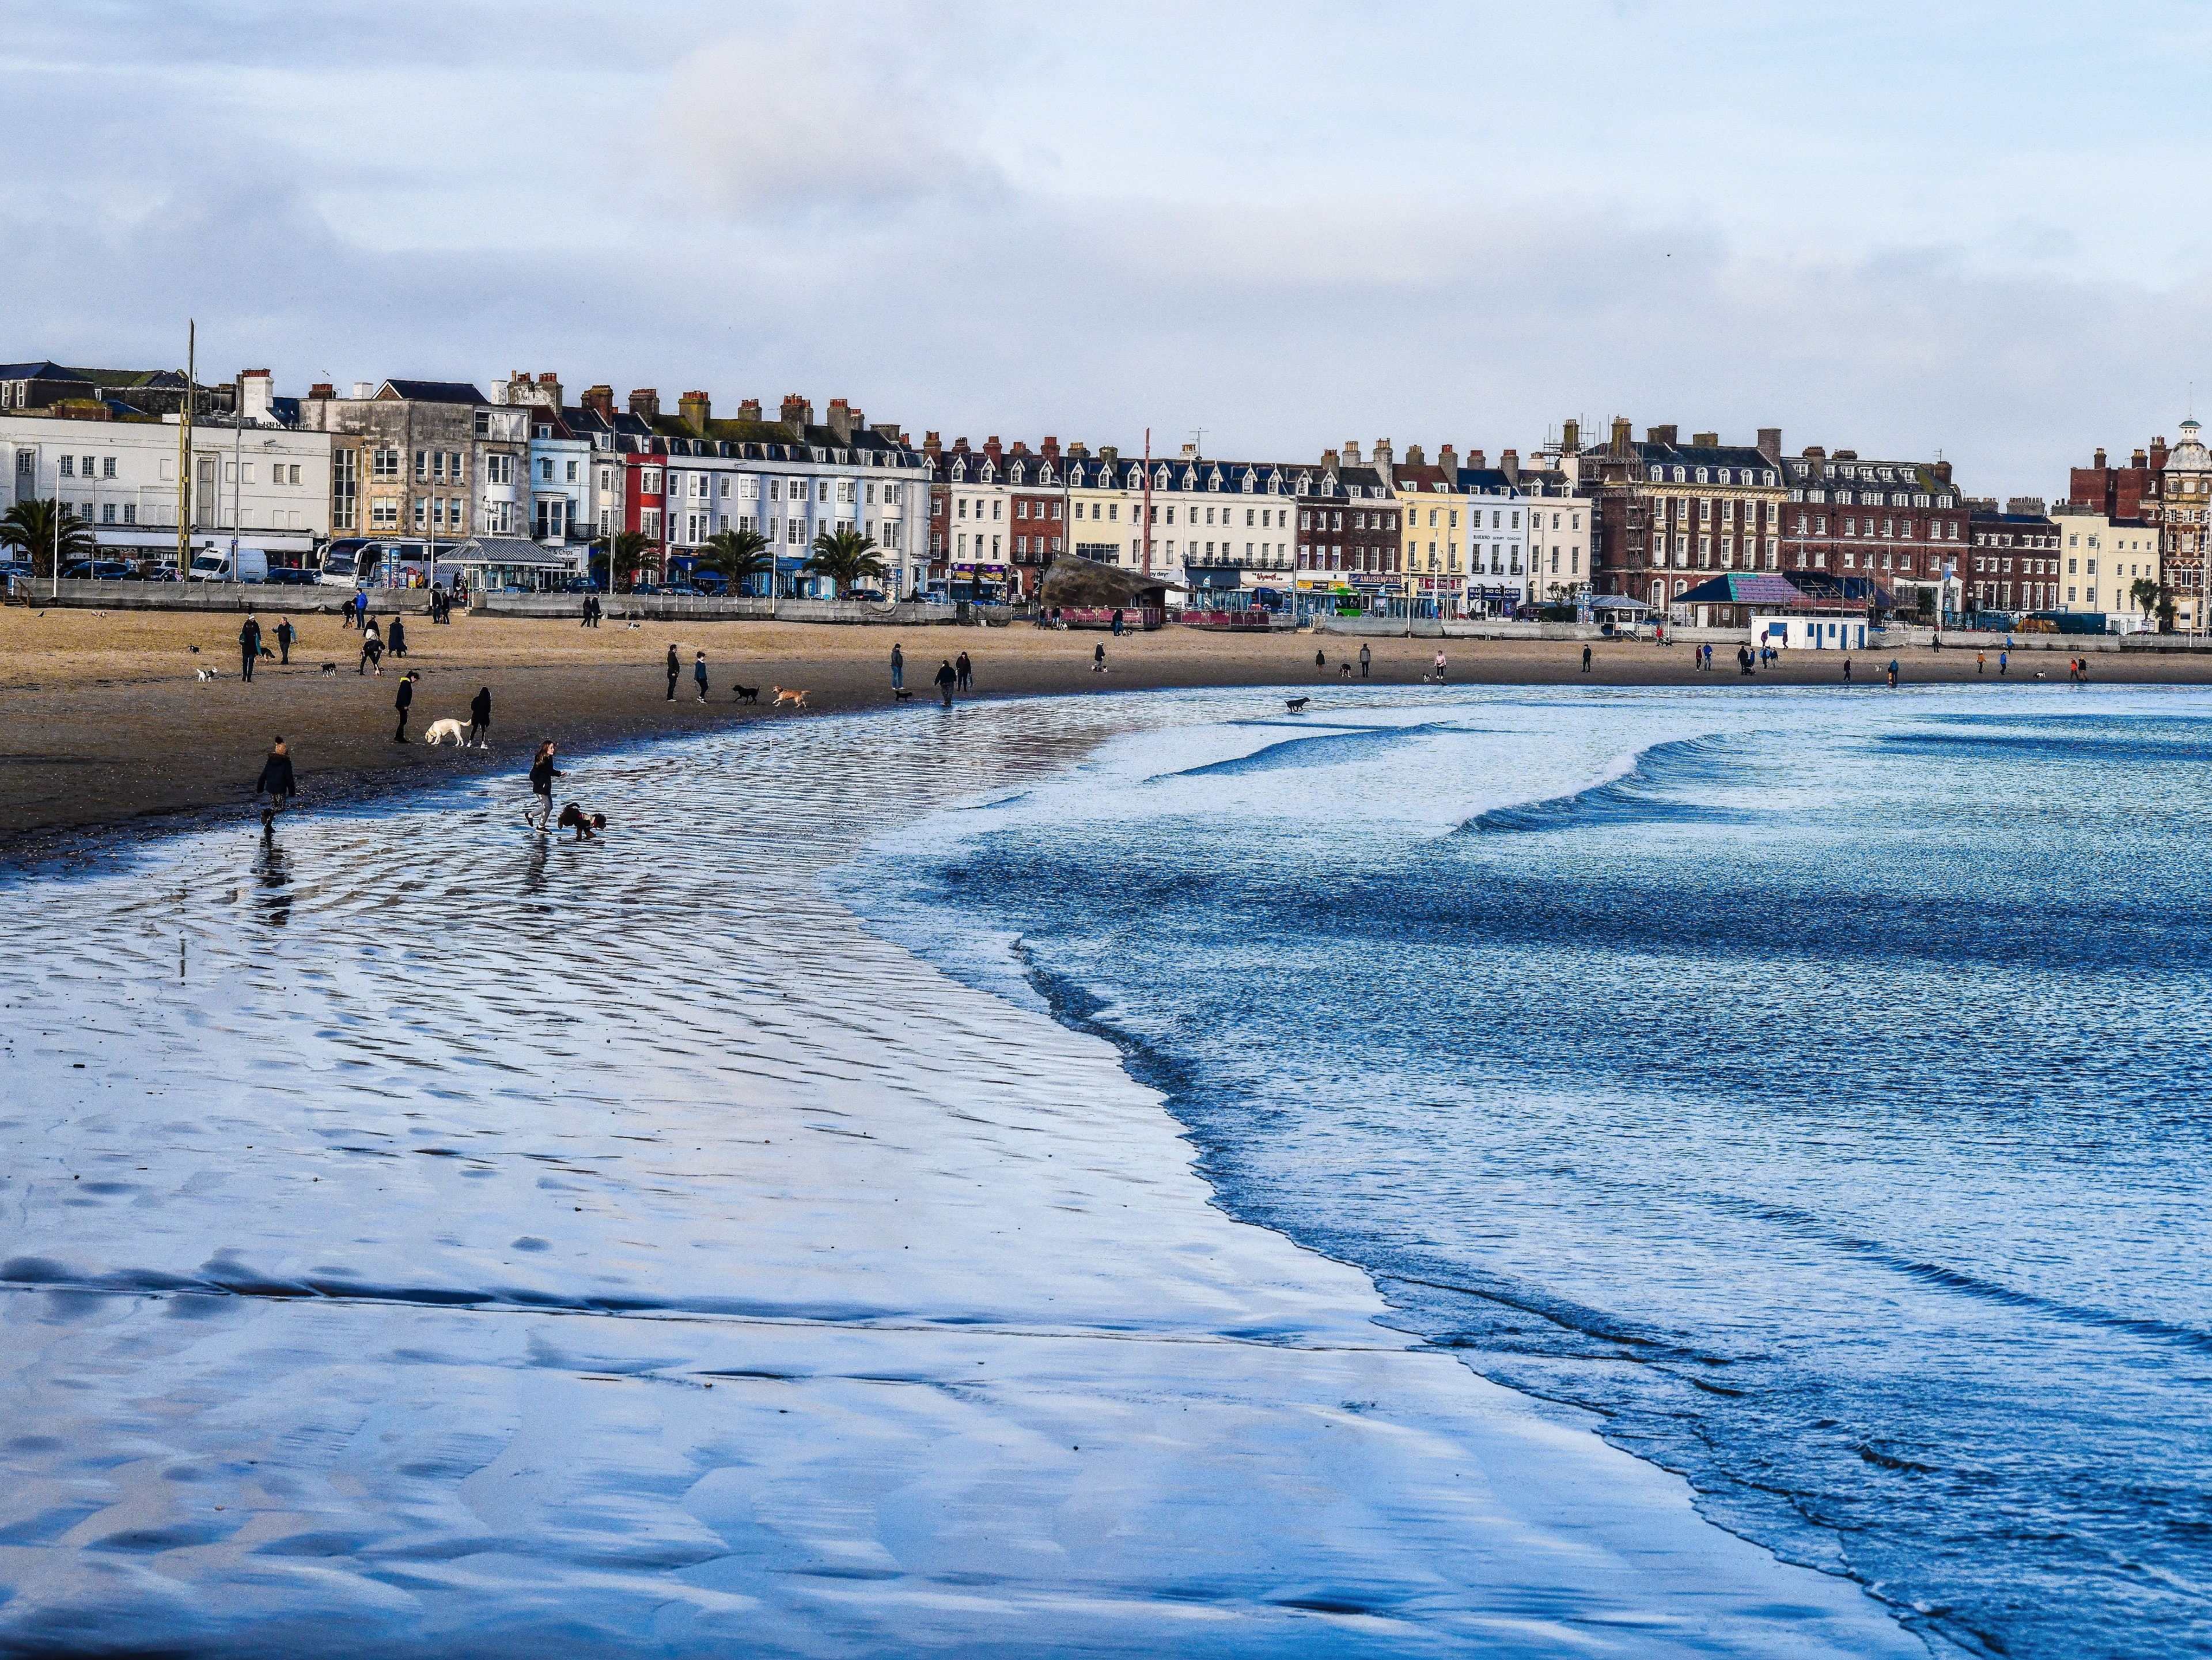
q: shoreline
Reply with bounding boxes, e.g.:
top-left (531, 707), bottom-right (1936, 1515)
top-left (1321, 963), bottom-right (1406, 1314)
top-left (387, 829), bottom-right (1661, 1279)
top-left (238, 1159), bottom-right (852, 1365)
top-left (0, 693), bottom-right (1928, 1655)
top-left (4, 606), bottom-right (2206, 861)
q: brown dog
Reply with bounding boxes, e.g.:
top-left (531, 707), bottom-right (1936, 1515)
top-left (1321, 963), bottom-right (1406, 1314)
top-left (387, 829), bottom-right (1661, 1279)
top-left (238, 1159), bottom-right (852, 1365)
top-left (771, 686), bottom-right (809, 709)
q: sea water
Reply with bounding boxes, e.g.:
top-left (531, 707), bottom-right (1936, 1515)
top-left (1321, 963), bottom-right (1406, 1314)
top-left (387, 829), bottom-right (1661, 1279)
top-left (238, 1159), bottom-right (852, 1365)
top-left (851, 682), bottom-right (2212, 1660)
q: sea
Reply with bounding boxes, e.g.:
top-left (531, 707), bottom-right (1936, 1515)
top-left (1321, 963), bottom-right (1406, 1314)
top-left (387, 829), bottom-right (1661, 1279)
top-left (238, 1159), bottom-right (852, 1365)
top-left (844, 680), bottom-right (2212, 1660)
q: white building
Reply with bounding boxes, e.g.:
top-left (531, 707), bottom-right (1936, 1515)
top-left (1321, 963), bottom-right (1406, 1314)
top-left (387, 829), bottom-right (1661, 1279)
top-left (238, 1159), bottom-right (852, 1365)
top-left (2, 370), bottom-right (332, 567)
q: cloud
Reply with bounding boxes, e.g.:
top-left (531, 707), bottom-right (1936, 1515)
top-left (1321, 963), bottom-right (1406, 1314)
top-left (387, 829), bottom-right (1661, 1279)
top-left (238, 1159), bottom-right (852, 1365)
top-left (661, 10), bottom-right (1000, 215)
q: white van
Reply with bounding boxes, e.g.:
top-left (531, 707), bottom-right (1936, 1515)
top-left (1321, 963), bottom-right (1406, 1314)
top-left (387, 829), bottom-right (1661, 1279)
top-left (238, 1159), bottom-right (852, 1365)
top-left (188, 546), bottom-right (269, 583)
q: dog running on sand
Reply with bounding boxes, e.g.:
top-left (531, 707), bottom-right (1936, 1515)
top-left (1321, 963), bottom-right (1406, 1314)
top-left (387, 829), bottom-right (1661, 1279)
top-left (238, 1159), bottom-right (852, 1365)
top-left (194, 667), bottom-right (222, 681)
top-left (422, 718), bottom-right (469, 746)
top-left (732, 684), bottom-right (759, 704)
top-left (1284, 695), bottom-right (1309, 712)
top-left (771, 686), bottom-right (808, 709)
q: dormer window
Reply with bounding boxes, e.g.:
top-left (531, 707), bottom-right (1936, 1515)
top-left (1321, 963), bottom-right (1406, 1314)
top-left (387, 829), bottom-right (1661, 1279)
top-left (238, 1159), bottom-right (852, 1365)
top-left (1695, 468), bottom-right (1709, 484)
top-left (1672, 467), bottom-right (1687, 482)
top-left (1649, 466), bottom-right (1664, 482)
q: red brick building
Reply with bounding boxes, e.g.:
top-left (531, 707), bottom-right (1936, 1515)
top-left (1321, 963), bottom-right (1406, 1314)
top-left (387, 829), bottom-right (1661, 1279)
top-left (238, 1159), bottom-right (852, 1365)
top-left (1779, 446), bottom-right (1966, 618)
top-left (1004, 437), bottom-right (1068, 601)
top-left (1585, 420), bottom-right (1787, 619)
top-left (1963, 502), bottom-right (2062, 614)
top-left (2069, 420), bottom-right (2212, 629)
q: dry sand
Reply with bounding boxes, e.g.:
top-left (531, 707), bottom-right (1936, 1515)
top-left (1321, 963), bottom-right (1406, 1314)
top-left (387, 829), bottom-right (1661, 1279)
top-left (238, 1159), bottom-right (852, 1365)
top-left (3, 605), bottom-right (2205, 852)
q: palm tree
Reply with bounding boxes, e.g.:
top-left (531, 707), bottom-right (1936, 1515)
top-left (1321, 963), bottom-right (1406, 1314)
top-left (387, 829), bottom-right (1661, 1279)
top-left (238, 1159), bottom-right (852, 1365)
top-left (2131, 576), bottom-right (2165, 629)
top-left (803, 525), bottom-right (887, 599)
top-left (698, 526), bottom-right (774, 596)
top-left (590, 530), bottom-right (656, 592)
top-left (0, 498), bottom-right (96, 577)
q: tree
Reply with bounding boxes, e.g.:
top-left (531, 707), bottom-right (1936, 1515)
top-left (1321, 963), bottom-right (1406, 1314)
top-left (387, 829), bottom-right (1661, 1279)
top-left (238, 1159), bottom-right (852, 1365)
top-left (2131, 575), bottom-right (2166, 630)
top-left (590, 530), bottom-right (655, 592)
top-left (802, 525), bottom-right (887, 598)
top-left (699, 526), bottom-right (774, 595)
top-left (0, 498), bottom-right (96, 577)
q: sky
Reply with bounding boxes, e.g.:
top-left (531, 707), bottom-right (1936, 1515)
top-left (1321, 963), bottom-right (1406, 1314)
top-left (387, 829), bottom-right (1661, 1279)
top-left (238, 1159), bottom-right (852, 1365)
top-left (2, 0), bottom-right (2208, 497)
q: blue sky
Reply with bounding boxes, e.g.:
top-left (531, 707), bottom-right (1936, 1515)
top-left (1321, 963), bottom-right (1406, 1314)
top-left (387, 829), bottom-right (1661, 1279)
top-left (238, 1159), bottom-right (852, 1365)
top-left (2, 1), bottom-right (2206, 496)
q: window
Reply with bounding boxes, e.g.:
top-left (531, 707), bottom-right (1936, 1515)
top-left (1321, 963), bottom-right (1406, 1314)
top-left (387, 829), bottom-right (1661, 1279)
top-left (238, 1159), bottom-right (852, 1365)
top-left (540, 458), bottom-right (554, 481)
top-left (370, 500), bottom-right (399, 529)
top-left (58, 455), bottom-right (73, 477)
top-left (372, 448), bottom-right (400, 481)
top-left (101, 455), bottom-right (116, 479)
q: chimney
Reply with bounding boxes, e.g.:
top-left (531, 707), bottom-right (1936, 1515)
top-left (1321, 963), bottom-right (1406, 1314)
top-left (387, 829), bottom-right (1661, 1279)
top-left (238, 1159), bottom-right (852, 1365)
top-left (1691, 431), bottom-right (1719, 448)
top-left (237, 370), bottom-right (274, 425)
top-left (952, 436), bottom-right (972, 456)
top-left (581, 384), bottom-right (616, 420)
top-left (1437, 444), bottom-right (1455, 474)
top-left (2092, 447), bottom-right (2107, 469)
top-left (2151, 436), bottom-right (2170, 468)
top-left (1756, 428), bottom-right (1782, 463)
top-left (1321, 448), bottom-right (1340, 477)
top-left (1802, 445), bottom-right (1827, 462)
top-left (1501, 448), bottom-right (1521, 486)
top-left (1609, 417), bottom-right (1631, 457)
top-left (351, 381), bottom-right (374, 400)
top-left (1010, 440), bottom-right (1032, 457)
top-left (1040, 436), bottom-right (1061, 460)
top-left (1561, 419), bottom-right (1580, 454)
top-left (1468, 449), bottom-right (1487, 470)
top-left (1098, 444), bottom-right (1118, 466)
top-left (922, 430), bottom-right (942, 461)
top-left (1933, 460), bottom-right (1953, 484)
top-left (1646, 425), bottom-right (1677, 448)
top-left (1404, 444), bottom-right (1425, 468)
top-left (628, 388), bottom-right (660, 419)
top-left (679, 390), bottom-right (711, 435)
top-left (2007, 496), bottom-right (2046, 517)
top-left (1342, 440), bottom-right (1362, 465)
top-left (1180, 441), bottom-right (1198, 459)
top-left (2133, 448), bottom-right (2149, 468)
top-left (825, 397), bottom-right (855, 443)
top-left (779, 394), bottom-right (812, 431)
top-left (983, 436), bottom-right (1003, 464)
top-left (308, 382), bottom-right (334, 401)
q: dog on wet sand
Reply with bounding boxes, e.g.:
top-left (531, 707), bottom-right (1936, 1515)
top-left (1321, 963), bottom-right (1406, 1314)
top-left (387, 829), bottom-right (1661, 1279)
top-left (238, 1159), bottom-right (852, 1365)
top-left (893, 688), bottom-right (915, 702)
top-left (732, 684), bottom-right (759, 704)
top-left (771, 686), bottom-right (808, 709)
top-left (423, 718), bottom-right (469, 746)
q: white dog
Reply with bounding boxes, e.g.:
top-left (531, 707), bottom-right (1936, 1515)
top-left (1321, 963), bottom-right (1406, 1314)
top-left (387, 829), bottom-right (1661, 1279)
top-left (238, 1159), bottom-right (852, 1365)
top-left (423, 717), bottom-right (469, 746)
top-left (194, 667), bottom-right (222, 681)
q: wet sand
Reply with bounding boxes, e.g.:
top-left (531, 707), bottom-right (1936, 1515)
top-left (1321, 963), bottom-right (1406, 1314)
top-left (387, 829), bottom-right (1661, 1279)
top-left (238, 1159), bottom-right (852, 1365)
top-left (2, 606), bottom-right (2202, 852)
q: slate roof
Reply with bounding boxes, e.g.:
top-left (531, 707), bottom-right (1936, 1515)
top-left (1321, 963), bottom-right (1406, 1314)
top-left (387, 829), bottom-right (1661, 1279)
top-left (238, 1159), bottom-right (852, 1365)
top-left (1673, 573), bottom-right (1815, 607)
top-left (378, 379), bottom-right (488, 404)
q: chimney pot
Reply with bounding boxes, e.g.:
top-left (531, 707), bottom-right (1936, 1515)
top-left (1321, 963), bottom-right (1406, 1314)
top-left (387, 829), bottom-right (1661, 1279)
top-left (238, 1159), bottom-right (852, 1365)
top-left (308, 382), bottom-right (334, 400)
top-left (1646, 425), bottom-right (1678, 448)
top-left (2093, 447), bottom-right (2107, 469)
top-left (1469, 448), bottom-right (1487, 469)
top-left (1561, 419), bottom-right (1580, 454)
top-left (1691, 432), bottom-right (1719, 449)
top-left (628, 388), bottom-right (661, 419)
top-left (1756, 428), bottom-right (1782, 462)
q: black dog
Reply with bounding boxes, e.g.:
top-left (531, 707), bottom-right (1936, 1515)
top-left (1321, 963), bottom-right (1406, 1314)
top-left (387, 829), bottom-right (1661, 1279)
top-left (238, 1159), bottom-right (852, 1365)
top-left (1284, 695), bottom-right (1310, 712)
top-left (893, 688), bottom-right (915, 702)
top-left (732, 684), bottom-right (760, 704)
top-left (319, 662), bottom-right (338, 674)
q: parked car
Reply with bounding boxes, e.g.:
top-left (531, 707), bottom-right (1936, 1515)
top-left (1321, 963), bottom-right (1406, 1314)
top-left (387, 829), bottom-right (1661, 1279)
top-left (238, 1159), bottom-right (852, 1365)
top-left (264, 567), bottom-right (317, 586)
top-left (61, 559), bottom-right (137, 581)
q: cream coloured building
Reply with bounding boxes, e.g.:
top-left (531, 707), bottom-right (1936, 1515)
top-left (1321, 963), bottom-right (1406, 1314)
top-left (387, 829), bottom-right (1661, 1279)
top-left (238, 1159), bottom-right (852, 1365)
top-left (2053, 505), bottom-right (2161, 621)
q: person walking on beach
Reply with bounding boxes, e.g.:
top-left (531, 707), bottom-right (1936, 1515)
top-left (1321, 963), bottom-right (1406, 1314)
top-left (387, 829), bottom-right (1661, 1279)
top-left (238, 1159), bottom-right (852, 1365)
top-left (253, 737), bottom-right (296, 833)
top-left (1315, 647), bottom-right (1327, 674)
top-left (467, 685), bottom-right (491, 749)
top-left (526, 740), bottom-right (562, 830)
top-left (1999, 649), bottom-right (2009, 675)
top-left (1433, 649), bottom-right (1448, 685)
top-left (1887, 658), bottom-right (1900, 689)
top-left (274, 617), bottom-right (296, 665)
top-left (1358, 643), bottom-right (1371, 678)
top-left (891, 643), bottom-right (904, 693)
top-left (392, 671), bottom-right (416, 742)
top-left (934, 658), bottom-right (957, 706)
top-left (1581, 643), bottom-right (1592, 673)
top-left (1843, 656), bottom-right (1853, 682)
top-left (665, 644), bottom-right (680, 701)
top-left (1738, 644), bottom-right (1755, 676)
top-left (1093, 642), bottom-right (1107, 674)
top-left (1111, 608), bottom-right (1125, 637)
top-left (342, 593), bottom-right (357, 631)
top-left (358, 616), bottom-right (382, 675)
top-left (387, 616), bottom-right (408, 659)
top-left (238, 614), bottom-right (262, 682)
top-left (956, 650), bottom-right (974, 691)
top-left (1978, 651), bottom-right (1986, 674)
top-left (693, 649), bottom-right (710, 704)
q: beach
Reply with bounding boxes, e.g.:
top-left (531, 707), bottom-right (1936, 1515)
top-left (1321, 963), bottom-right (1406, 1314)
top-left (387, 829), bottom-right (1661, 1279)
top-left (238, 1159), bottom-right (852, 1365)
top-left (0, 691), bottom-right (1933, 1657)
top-left (3, 605), bottom-right (2205, 851)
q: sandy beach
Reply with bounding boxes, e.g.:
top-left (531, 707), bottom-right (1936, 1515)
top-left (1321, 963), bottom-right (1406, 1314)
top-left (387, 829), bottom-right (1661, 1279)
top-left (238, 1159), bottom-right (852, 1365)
top-left (0, 693), bottom-right (1927, 1656)
top-left (2, 606), bottom-right (2204, 854)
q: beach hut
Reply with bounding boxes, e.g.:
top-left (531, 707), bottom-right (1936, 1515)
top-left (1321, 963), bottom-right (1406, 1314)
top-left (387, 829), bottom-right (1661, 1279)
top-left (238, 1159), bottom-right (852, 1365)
top-left (1037, 554), bottom-right (1181, 629)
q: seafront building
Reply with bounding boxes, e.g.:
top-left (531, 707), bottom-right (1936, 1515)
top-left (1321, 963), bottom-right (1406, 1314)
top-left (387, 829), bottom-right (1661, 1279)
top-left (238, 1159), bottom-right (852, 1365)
top-left (1, 368), bottom-right (332, 567)
top-left (1778, 444), bottom-right (1965, 621)
top-left (2066, 418), bottom-right (2211, 630)
top-left (2048, 504), bottom-right (2160, 619)
top-left (1586, 421), bottom-right (1789, 626)
top-left (1962, 500), bottom-right (2063, 614)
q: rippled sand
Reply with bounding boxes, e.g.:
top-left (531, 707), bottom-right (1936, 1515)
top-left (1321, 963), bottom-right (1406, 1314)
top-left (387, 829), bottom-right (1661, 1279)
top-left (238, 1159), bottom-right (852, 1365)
top-left (0, 693), bottom-right (1920, 1656)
